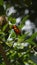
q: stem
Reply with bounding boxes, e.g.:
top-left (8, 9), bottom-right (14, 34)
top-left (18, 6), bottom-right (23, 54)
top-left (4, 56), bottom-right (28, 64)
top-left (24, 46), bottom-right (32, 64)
top-left (0, 44), bottom-right (10, 65)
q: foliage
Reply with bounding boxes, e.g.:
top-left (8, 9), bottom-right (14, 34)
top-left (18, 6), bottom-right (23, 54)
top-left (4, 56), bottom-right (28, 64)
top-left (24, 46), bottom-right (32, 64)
top-left (0, 0), bottom-right (37, 65)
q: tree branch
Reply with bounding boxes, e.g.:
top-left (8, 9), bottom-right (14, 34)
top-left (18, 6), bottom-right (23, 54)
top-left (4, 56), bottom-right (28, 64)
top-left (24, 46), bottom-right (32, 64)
top-left (0, 44), bottom-right (10, 65)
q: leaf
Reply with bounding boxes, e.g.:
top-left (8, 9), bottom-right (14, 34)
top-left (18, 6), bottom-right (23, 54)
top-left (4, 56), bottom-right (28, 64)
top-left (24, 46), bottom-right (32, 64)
top-left (25, 32), bottom-right (37, 45)
top-left (6, 41), bottom-right (13, 47)
top-left (26, 40), bottom-right (36, 45)
top-left (18, 24), bottom-right (24, 29)
top-left (8, 29), bottom-right (16, 38)
top-left (0, 30), bottom-right (5, 35)
top-left (21, 15), bottom-right (29, 24)
top-left (18, 15), bottom-right (29, 29)
top-left (8, 17), bottom-right (16, 24)
top-left (2, 23), bottom-right (8, 32)
top-left (30, 55), bottom-right (37, 64)
top-left (18, 33), bottom-right (29, 43)
top-left (0, 0), bottom-right (3, 5)
top-left (26, 32), bottom-right (37, 41)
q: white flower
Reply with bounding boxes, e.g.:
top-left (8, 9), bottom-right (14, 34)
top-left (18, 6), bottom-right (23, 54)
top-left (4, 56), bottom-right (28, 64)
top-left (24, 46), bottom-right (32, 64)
top-left (34, 52), bottom-right (37, 56)
top-left (21, 42), bottom-right (29, 47)
top-left (13, 43), bottom-right (17, 47)
top-left (25, 63), bottom-right (29, 65)
top-left (6, 6), bottom-right (16, 16)
top-left (22, 20), bottom-right (35, 36)
top-left (16, 17), bottom-right (21, 25)
top-left (7, 38), bottom-right (13, 41)
top-left (24, 9), bottom-right (29, 15)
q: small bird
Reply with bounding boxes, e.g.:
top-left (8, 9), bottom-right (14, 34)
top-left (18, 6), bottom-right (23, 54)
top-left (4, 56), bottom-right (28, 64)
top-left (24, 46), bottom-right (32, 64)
top-left (12, 25), bottom-right (21, 35)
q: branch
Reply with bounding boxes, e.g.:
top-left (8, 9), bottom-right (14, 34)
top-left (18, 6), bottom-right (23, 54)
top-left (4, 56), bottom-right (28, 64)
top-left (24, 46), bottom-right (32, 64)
top-left (0, 44), bottom-right (10, 65)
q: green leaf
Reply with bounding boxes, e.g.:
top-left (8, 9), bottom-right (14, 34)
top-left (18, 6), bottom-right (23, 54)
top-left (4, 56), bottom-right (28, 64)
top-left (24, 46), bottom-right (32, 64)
top-left (21, 15), bottom-right (29, 24)
top-left (18, 24), bottom-right (24, 29)
top-left (27, 32), bottom-right (37, 41)
top-left (6, 41), bottom-right (13, 47)
top-left (26, 40), bottom-right (36, 45)
top-left (18, 33), bottom-right (29, 43)
top-left (9, 29), bottom-right (16, 38)
top-left (8, 17), bottom-right (16, 24)
top-left (25, 32), bottom-right (37, 45)
top-left (0, 0), bottom-right (3, 5)
top-left (0, 30), bottom-right (5, 35)
top-left (2, 23), bottom-right (8, 32)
